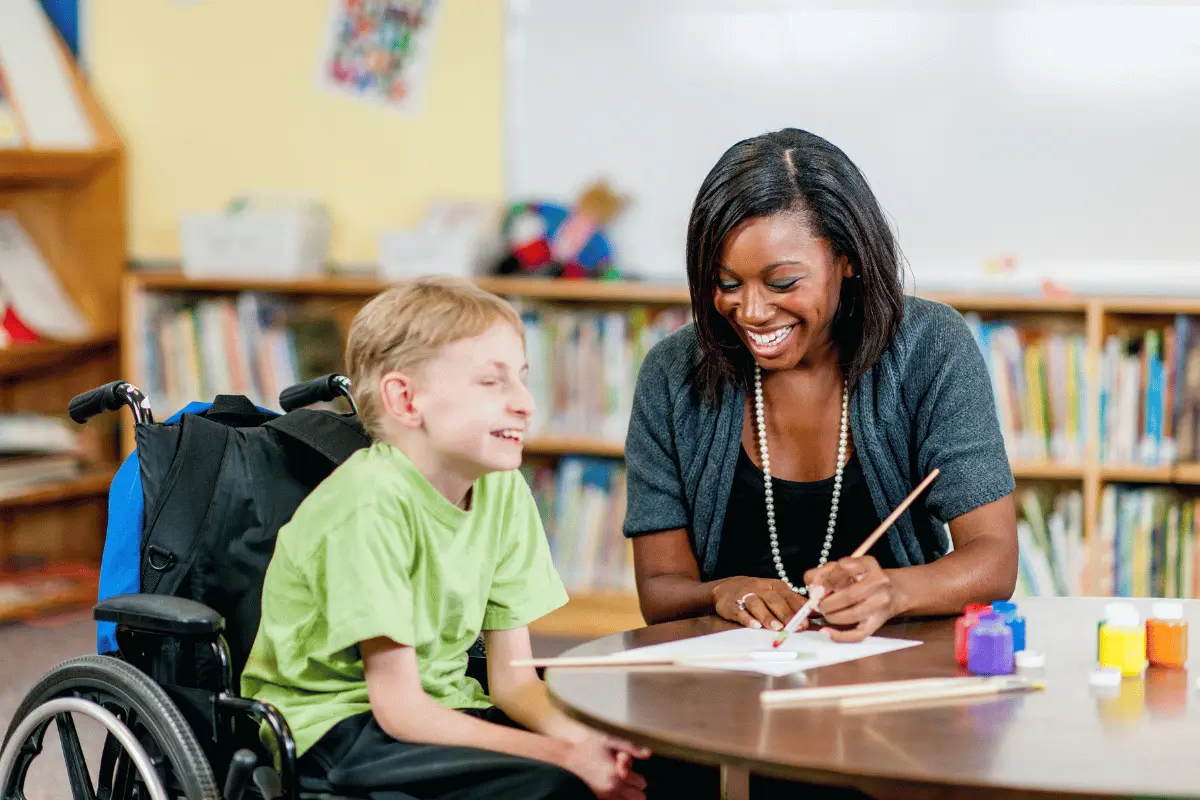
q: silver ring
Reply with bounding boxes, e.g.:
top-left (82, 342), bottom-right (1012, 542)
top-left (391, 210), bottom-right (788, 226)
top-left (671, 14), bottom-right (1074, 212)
top-left (736, 591), bottom-right (756, 612)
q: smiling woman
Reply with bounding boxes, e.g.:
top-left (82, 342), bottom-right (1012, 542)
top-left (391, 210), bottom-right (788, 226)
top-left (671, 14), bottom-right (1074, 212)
top-left (623, 128), bottom-right (1019, 653)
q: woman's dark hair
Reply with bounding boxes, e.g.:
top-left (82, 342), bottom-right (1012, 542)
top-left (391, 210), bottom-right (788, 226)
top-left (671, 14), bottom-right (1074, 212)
top-left (686, 128), bottom-right (905, 403)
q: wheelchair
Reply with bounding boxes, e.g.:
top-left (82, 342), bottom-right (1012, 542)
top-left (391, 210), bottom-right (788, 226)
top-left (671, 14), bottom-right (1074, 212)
top-left (0, 375), bottom-right (488, 800)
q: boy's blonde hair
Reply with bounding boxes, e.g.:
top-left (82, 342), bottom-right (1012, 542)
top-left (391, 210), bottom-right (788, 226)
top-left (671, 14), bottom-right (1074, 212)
top-left (345, 276), bottom-right (524, 439)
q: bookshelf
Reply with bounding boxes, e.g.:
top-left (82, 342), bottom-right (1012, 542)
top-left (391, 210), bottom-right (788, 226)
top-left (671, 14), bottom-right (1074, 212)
top-left (123, 269), bottom-right (1200, 634)
top-left (0, 26), bottom-right (126, 621)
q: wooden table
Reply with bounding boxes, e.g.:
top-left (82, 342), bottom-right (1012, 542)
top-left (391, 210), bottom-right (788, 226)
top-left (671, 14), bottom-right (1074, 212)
top-left (545, 597), bottom-right (1200, 799)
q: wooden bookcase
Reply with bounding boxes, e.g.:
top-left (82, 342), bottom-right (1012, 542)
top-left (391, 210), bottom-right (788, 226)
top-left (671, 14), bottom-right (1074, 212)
top-left (0, 32), bottom-right (125, 620)
top-left (121, 271), bottom-right (1200, 636)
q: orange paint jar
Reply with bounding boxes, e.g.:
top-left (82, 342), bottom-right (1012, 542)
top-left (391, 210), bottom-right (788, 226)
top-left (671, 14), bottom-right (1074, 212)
top-left (1146, 602), bottom-right (1188, 669)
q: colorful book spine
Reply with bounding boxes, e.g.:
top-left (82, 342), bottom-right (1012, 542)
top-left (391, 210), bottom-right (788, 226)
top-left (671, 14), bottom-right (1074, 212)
top-left (524, 457), bottom-right (633, 592)
top-left (1093, 485), bottom-right (1200, 598)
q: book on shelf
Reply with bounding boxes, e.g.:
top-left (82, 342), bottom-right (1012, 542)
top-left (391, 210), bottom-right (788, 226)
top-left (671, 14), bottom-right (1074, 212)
top-left (517, 302), bottom-right (689, 442)
top-left (138, 291), bottom-right (343, 415)
top-left (0, 412), bottom-right (90, 497)
top-left (963, 313), bottom-right (1089, 463)
top-left (1013, 487), bottom-right (1085, 597)
top-left (0, 0), bottom-right (95, 150)
top-left (523, 457), bottom-right (633, 594)
top-left (1099, 315), bottom-right (1200, 467)
top-left (1093, 484), bottom-right (1200, 599)
top-left (0, 64), bottom-right (22, 147)
top-left (0, 213), bottom-right (91, 343)
top-left (0, 453), bottom-right (82, 497)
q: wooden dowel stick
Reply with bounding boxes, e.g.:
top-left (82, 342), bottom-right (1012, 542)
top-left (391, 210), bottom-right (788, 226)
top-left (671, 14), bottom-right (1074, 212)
top-left (838, 678), bottom-right (1043, 710)
top-left (760, 676), bottom-right (978, 706)
top-left (513, 650), bottom-right (805, 669)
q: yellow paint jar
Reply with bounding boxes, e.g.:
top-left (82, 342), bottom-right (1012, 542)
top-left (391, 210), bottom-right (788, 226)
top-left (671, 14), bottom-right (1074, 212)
top-left (1098, 603), bottom-right (1145, 678)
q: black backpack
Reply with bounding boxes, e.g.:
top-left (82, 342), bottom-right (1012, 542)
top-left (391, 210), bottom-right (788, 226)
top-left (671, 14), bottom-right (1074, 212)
top-left (129, 394), bottom-right (370, 683)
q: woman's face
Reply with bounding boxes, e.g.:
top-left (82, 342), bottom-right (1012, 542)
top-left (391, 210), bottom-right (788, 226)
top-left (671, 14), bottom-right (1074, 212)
top-left (712, 212), bottom-right (852, 372)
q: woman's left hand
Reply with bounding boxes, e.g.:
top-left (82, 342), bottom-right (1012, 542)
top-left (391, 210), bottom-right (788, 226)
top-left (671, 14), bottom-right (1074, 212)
top-left (803, 556), bottom-right (900, 642)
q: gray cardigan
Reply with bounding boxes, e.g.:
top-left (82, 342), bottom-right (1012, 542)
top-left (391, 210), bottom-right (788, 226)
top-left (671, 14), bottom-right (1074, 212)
top-left (622, 295), bottom-right (1015, 580)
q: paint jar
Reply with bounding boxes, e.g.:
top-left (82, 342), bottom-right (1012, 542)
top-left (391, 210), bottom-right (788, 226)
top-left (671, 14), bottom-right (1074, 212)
top-left (991, 600), bottom-right (1027, 653)
top-left (1098, 603), bottom-right (1145, 677)
top-left (967, 613), bottom-right (1014, 676)
top-left (955, 603), bottom-right (993, 667)
top-left (1146, 602), bottom-right (1188, 669)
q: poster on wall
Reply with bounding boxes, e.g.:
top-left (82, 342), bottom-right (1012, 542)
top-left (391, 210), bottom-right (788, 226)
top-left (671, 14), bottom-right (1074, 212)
top-left (316, 0), bottom-right (439, 115)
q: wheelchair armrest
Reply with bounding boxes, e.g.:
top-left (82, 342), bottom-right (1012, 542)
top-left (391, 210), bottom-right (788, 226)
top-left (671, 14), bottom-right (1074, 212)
top-left (94, 593), bottom-right (225, 636)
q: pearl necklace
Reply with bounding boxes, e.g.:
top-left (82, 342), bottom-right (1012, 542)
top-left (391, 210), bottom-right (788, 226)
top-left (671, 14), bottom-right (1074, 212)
top-left (753, 364), bottom-right (849, 596)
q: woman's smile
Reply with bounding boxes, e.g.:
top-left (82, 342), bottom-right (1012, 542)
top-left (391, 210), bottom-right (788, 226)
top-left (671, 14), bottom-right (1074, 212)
top-left (742, 324), bottom-right (796, 358)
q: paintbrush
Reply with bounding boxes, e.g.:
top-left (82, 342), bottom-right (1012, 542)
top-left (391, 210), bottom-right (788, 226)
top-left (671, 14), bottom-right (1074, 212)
top-left (772, 468), bottom-right (940, 648)
top-left (512, 650), bottom-right (810, 669)
top-left (837, 675), bottom-right (1044, 711)
top-left (760, 676), bottom-right (974, 707)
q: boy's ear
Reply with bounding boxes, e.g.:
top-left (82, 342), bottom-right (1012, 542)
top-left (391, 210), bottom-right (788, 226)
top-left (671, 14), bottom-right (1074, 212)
top-left (379, 371), bottom-right (422, 429)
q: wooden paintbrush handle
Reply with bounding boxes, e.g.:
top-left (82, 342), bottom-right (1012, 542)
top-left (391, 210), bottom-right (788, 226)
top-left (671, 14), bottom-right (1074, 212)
top-left (761, 676), bottom-right (976, 706)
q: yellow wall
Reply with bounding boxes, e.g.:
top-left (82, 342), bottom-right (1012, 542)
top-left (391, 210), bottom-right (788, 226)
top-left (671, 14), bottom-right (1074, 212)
top-left (86, 0), bottom-right (504, 265)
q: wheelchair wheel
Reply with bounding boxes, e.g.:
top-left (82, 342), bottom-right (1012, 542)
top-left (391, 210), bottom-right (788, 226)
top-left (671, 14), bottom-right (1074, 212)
top-left (0, 654), bottom-right (219, 800)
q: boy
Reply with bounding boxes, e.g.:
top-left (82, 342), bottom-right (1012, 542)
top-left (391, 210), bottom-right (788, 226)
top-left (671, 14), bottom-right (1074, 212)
top-left (241, 276), bottom-right (648, 800)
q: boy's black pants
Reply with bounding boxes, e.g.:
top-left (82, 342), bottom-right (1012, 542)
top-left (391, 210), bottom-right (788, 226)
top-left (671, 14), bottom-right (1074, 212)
top-left (297, 707), bottom-right (593, 800)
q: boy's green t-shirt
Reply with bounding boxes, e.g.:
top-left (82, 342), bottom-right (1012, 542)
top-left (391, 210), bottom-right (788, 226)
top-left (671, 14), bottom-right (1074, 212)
top-left (239, 442), bottom-right (569, 756)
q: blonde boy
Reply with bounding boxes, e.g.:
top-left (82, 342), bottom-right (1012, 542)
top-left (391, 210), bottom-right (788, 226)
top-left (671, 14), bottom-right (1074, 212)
top-left (241, 276), bottom-right (647, 800)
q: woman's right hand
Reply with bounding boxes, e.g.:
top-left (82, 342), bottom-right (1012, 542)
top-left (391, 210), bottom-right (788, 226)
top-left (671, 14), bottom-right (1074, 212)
top-left (712, 576), bottom-right (808, 632)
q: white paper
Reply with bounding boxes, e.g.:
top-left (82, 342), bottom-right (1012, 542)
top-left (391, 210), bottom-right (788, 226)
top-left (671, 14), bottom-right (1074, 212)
top-left (617, 628), bottom-right (922, 677)
top-left (0, 213), bottom-right (91, 341)
top-left (0, 0), bottom-right (94, 149)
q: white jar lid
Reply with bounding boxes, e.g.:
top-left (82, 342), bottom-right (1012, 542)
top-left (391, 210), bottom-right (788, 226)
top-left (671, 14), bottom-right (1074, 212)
top-left (1152, 602), bottom-right (1184, 621)
top-left (1015, 650), bottom-right (1045, 669)
top-left (1089, 667), bottom-right (1122, 687)
top-left (1104, 602), bottom-right (1140, 627)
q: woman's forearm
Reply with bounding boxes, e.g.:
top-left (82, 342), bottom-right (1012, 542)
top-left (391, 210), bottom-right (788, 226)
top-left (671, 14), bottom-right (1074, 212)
top-left (887, 535), bottom-right (1017, 618)
top-left (638, 573), bottom-right (725, 624)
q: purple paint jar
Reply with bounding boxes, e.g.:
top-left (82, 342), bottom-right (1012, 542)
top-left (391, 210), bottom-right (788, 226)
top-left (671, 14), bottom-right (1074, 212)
top-left (967, 613), bottom-right (1015, 676)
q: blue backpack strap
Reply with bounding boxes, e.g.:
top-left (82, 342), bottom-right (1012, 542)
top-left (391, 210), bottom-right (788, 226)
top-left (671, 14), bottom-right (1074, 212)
top-left (95, 451), bottom-right (144, 654)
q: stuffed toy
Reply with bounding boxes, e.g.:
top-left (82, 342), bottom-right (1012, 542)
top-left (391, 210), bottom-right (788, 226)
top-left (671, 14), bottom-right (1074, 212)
top-left (494, 180), bottom-right (628, 279)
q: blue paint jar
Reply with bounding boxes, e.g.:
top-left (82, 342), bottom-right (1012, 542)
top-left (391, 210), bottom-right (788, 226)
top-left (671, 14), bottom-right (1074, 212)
top-left (991, 600), bottom-right (1026, 653)
top-left (968, 613), bottom-right (1015, 676)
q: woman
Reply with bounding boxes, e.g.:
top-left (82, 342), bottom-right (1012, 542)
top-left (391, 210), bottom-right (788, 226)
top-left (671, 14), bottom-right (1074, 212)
top-left (624, 128), bottom-right (1018, 641)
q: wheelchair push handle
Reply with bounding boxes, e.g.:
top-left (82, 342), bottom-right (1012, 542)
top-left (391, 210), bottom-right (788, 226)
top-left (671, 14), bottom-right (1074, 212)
top-left (68, 381), bottom-right (154, 425)
top-left (279, 374), bottom-right (356, 414)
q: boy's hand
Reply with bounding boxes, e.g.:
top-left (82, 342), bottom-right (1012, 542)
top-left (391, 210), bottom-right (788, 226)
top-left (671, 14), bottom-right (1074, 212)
top-left (560, 733), bottom-right (648, 800)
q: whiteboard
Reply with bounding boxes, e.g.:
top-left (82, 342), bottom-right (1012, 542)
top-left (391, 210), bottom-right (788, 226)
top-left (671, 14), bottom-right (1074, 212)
top-left (505, 0), bottom-right (1200, 292)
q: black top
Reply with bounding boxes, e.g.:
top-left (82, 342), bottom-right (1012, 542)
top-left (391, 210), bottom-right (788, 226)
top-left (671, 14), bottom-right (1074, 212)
top-left (714, 448), bottom-right (897, 581)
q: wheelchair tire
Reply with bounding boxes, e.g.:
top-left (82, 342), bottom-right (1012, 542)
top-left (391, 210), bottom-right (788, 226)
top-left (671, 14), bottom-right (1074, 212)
top-left (3, 654), bottom-right (220, 800)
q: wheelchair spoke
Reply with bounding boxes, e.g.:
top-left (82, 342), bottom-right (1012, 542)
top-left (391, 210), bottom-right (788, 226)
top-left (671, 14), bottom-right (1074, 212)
top-left (111, 750), bottom-right (133, 800)
top-left (55, 713), bottom-right (97, 800)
